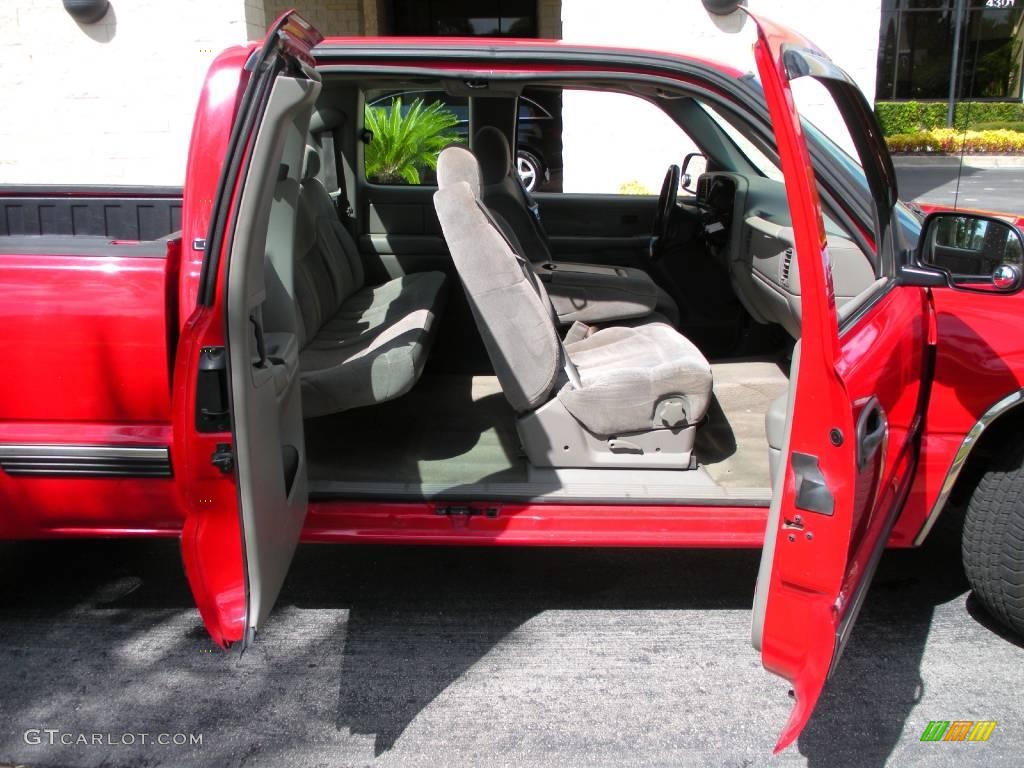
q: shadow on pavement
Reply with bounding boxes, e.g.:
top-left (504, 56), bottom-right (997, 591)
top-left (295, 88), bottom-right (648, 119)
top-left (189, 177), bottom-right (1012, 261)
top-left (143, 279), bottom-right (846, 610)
top-left (281, 544), bottom-right (762, 755)
top-left (0, 502), bottom-right (1012, 766)
top-left (797, 505), bottom-right (970, 768)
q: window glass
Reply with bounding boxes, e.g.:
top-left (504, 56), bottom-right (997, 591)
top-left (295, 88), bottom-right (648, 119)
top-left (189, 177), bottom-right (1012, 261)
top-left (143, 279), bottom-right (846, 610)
top-left (362, 90), bottom-right (467, 186)
top-left (876, 0), bottom-right (1024, 100)
top-left (558, 89), bottom-right (700, 195)
top-left (960, 4), bottom-right (1024, 98)
top-left (517, 88), bottom-right (562, 192)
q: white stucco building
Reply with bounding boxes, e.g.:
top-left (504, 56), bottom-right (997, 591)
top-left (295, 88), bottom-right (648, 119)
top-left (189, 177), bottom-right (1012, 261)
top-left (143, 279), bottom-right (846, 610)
top-left (2, 0), bottom-right (1020, 187)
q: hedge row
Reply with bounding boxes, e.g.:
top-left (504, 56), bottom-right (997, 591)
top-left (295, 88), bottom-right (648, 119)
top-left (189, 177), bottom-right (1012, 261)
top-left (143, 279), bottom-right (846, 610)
top-left (971, 120), bottom-right (1024, 132)
top-left (885, 128), bottom-right (1024, 154)
top-left (875, 101), bottom-right (1024, 136)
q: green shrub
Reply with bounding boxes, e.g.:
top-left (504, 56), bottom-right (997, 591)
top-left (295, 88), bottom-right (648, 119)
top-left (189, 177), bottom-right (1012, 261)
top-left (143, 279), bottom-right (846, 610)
top-left (363, 98), bottom-right (462, 185)
top-left (971, 120), bottom-right (1024, 132)
top-left (618, 180), bottom-right (653, 195)
top-left (885, 128), bottom-right (1024, 154)
top-left (875, 101), bottom-right (1024, 136)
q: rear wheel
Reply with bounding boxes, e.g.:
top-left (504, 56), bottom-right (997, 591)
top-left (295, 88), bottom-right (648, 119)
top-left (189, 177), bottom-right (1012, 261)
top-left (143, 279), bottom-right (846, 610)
top-left (962, 441), bottom-right (1024, 638)
top-left (516, 150), bottom-right (544, 192)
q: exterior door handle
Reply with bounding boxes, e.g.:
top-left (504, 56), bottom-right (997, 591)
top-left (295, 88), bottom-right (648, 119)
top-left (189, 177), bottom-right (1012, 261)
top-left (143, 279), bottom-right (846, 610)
top-left (856, 396), bottom-right (887, 471)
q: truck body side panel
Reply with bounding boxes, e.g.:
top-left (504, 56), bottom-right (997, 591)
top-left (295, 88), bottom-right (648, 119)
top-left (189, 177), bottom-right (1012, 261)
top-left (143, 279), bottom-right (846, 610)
top-left (892, 285), bottom-right (1024, 544)
top-left (0, 237), bottom-right (183, 537)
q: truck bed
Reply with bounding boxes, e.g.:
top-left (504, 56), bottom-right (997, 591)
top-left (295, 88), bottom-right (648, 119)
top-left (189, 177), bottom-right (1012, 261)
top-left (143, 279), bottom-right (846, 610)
top-left (0, 185), bottom-right (183, 241)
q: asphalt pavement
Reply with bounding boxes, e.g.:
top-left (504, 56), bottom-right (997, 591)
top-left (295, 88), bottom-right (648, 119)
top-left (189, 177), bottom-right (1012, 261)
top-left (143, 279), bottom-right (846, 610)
top-left (894, 156), bottom-right (1024, 215)
top-left (1, 505), bottom-right (1021, 768)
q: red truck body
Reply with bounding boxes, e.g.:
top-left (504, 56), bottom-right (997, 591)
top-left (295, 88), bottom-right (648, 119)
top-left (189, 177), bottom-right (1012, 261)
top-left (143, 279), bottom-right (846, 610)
top-left (2, 10), bottom-right (1022, 753)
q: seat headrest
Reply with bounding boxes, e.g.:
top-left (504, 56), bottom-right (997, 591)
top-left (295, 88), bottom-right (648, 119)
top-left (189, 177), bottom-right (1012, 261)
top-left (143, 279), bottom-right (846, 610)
top-left (309, 107), bottom-right (344, 134)
top-left (303, 145), bottom-right (321, 182)
top-left (474, 126), bottom-right (512, 186)
top-left (437, 145), bottom-right (482, 200)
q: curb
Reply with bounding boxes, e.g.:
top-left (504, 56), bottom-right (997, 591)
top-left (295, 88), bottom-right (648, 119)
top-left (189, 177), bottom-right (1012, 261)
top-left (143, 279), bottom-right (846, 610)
top-left (892, 155), bottom-right (1024, 169)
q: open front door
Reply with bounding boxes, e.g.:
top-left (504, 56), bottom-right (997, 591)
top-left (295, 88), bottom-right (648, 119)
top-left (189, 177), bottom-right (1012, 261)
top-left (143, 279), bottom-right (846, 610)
top-left (173, 12), bottom-right (323, 649)
top-left (746, 12), bottom-right (933, 752)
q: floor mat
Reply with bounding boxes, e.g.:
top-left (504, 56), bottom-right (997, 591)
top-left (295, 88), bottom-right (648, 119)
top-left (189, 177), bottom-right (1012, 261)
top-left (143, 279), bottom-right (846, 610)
top-left (695, 359), bottom-right (790, 490)
top-left (308, 361), bottom-right (788, 493)
top-left (306, 375), bottom-right (526, 487)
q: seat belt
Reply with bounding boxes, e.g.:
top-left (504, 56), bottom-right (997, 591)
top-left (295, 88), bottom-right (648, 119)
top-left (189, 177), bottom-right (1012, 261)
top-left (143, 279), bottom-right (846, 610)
top-left (475, 200), bottom-right (583, 389)
top-left (516, 175), bottom-right (555, 259)
top-left (321, 131), bottom-right (355, 233)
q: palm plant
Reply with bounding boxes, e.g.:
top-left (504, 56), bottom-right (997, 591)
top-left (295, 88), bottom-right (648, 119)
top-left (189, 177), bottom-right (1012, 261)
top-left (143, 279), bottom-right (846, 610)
top-left (364, 98), bottom-right (463, 184)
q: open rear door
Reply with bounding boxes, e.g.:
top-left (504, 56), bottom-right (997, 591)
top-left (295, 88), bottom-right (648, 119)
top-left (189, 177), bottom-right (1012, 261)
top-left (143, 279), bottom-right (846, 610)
top-left (173, 12), bottom-right (323, 649)
top-left (746, 12), bottom-right (932, 752)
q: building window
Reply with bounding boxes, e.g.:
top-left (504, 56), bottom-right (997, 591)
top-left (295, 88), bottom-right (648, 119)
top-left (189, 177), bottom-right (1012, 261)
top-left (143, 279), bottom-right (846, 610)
top-left (392, 0), bottom-right (538, 37)
top-left (876, 0), bottom-right (1024, 101)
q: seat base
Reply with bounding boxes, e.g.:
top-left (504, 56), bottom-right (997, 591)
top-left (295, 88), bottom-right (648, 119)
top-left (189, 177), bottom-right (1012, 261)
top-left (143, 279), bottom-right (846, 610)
top-left (517, 397), bottom-right (697, 469)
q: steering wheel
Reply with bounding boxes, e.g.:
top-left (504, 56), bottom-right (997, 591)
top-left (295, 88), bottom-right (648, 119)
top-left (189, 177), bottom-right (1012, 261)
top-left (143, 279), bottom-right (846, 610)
top-left (651, 164), bottom-right (681, 258)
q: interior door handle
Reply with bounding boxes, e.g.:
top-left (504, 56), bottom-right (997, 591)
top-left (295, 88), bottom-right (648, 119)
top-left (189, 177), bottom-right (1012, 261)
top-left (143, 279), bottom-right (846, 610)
top-left (856, 396), bottom-right (887, 471)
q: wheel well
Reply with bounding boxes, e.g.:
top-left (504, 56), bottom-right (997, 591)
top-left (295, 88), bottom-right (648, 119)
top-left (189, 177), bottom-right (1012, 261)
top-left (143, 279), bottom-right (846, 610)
top-left (946, 401), bottom-right (1024, 509)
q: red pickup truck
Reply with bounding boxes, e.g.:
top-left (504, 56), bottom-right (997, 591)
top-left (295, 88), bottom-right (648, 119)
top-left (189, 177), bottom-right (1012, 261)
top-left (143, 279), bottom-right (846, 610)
top-left (2, 10), bottom-right (1023, 753)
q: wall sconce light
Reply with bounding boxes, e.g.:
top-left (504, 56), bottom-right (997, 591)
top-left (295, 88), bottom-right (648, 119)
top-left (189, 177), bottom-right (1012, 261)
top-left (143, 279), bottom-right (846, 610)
top-left (701, 0), bottom-right (746, 16)
top-left (63, 0), bottom-right (111, 24)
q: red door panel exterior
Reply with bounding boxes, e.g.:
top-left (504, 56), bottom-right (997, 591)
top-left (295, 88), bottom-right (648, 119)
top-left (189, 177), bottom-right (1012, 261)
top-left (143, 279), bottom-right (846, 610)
top-left (746, 11), bottom-right (930, 752)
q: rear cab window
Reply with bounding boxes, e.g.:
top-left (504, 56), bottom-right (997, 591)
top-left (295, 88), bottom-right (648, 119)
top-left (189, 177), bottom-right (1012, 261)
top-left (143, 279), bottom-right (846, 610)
top-left (362, 90), bottom-right (468, 186)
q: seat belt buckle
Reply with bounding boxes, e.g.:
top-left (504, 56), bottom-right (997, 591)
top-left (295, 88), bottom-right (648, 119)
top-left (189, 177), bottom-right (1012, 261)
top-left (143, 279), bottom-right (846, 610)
top-left (528, 200), bottom-right (542, 223)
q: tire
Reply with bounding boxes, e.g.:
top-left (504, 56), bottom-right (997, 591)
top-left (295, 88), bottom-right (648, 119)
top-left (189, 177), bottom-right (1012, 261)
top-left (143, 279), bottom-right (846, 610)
top-left (962, 440), bottom-right (1024, 638)
top-left (516, 150), bottom-right (544, 193)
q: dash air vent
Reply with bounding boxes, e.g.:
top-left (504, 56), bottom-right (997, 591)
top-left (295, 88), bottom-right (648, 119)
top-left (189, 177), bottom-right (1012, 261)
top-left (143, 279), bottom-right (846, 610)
top-left (780, 247), bottom-right (794, 287)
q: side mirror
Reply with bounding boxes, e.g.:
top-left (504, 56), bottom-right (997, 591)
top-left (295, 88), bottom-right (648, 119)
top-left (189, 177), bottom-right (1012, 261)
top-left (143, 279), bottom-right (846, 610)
top-left (918, 212), bottom-right (1024, 293)
top-left (681, 152), bottom-right (708, 193)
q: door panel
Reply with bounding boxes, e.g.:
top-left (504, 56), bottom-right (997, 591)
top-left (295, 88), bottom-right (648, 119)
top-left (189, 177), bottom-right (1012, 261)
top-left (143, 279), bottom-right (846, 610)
top-left (227, 72), bottom-right (318, 645)
top-left (175, 11), bottom-right (322, 649)
top-left (745, 11), bottom-right (929, 752)
top-left (359, 184), bottom-right (451, 280)
top-left (534, 192), bottom-right (658, 268)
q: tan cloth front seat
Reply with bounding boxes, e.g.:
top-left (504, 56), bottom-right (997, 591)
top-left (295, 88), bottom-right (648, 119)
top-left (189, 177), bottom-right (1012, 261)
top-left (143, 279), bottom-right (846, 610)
top-left (472, 126), bottom-right (681, 326)
top-left (433, 170), bottom-right (712, 469)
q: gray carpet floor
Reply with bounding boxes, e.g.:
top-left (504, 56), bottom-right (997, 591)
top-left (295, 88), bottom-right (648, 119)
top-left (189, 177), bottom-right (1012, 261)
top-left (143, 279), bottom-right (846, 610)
top-left (695, 359), bottom-right (790, 490)
top-left (306, 375), bottom-right (526, 487)
top-left (307, 360), bottom-right (789, 492)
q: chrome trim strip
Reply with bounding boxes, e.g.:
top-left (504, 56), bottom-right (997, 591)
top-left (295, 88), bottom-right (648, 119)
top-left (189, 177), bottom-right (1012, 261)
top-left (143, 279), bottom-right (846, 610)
top-left (0, 444), bottom-right (171, 477)
top-left (913, 389), bottom-right (1024, 546)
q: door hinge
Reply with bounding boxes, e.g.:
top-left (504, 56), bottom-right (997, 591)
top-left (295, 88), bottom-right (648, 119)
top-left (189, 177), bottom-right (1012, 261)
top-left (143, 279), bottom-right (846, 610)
top-left (211, 443), bottom-right (234, 475)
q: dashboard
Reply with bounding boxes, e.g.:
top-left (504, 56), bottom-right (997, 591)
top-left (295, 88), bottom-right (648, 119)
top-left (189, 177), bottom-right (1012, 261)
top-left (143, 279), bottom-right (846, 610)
top-left (696, 171), bottom-right (876, 339)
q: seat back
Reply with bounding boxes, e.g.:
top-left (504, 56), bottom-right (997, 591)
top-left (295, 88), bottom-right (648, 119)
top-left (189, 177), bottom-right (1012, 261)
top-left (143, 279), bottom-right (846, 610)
top-left (294, 145), bottom-right (365, 347)
top-left (474, 126), bottom-right (552, 263)
top-left (433, 177), bottom-right (561, 413)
